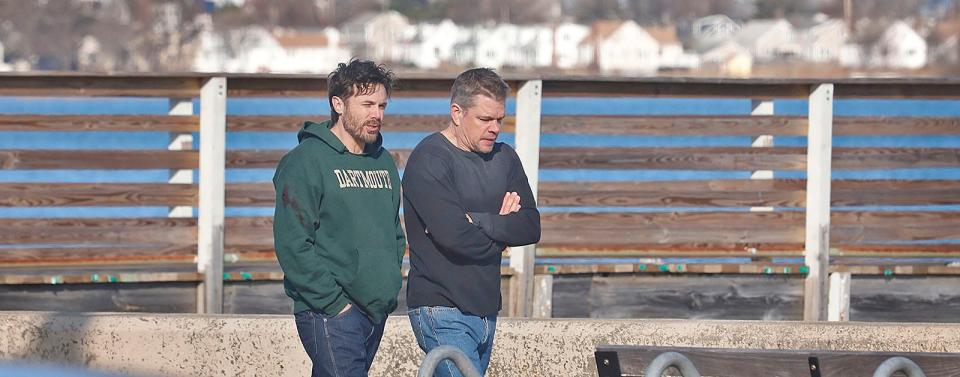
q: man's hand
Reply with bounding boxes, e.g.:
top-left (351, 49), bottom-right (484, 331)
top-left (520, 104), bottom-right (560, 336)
top-left (499, 192), bottom-right (521, 215)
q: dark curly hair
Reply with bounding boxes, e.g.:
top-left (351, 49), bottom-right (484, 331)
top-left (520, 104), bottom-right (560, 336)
top-left (328, 59), bottom-right (396, 124)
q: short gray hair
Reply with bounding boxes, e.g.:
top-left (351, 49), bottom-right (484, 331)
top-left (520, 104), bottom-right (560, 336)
top-left (450, 68), bottom-right (509, 109)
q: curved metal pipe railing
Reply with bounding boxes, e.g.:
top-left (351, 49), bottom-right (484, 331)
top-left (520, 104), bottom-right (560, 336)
top-left (644, 351), bottom-right (702, 377)
top-left (872, 356), bottom-right (926, 377)
top-left (417, 345), bottom-right (482, 377)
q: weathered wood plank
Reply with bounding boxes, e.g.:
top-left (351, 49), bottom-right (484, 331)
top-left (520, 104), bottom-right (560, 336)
top-left (0, 217), bottom-right (196, 245)
top-left (0, 245), bottom-right (197, 265)
top-left (540, 116), bottom-right (960, 136)
top-left (542, 79), bottom-right (814, 98)
top-left (851, 276), bottom-right (960, 323)
top-left (542, 115), bottom-right (807, 136)
top-left (833, 148), bottom-right (960, 170)
top-left (225, 149), bottom-right (410, 169)
top-left (537, 147), bottom-right (960, 170)
top-left (0, 115), bottom-right (200, 132)
top-left (539, 180), bottom-right (806, 208)
top-left (833, 211), bottom-right (960, 243)
top-left (220, 180), bottom-right (960, 208)
top-left (833, 180), bottom-right (960, 206)
top-left (556, 274), bottom-right (804, 320)
top-left (0, 282), bottom-right (199, 312)
top-left (0, 150), bottom-right (198, 169)
top-left (225, 76), bottom-right (460, 97)
top-left (539, 211), bottom-right (806, 246)
top-left (0, 75), bottom-right (202, 97)
top-left (834, 117), bottom-right (960, 136)
top-left (0, 183), bottom-right (197, 207)
top-left (227, 115), bottom-right (453, 132)
top-left (538, 147), bottom-right (806, 170)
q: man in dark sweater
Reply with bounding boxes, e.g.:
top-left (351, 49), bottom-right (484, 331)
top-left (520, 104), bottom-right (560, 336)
top-left (402, 68), bottom-right (541, 377)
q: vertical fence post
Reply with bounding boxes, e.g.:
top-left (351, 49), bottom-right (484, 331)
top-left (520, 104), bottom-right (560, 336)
top-left (828, 271), bottom-right (851, 321)
top-left (532, 274), bottom-right (553, 318)
top-left (510, 79), bottom-right (542, 317)
top-left (804, 83), bottom-right (833, 321)
top-left (168, 98), bottom-right (194, 218)
top-left (197, 77), bottom-right (227, 314)
top-left (750, 99), bottom-right (774, 213)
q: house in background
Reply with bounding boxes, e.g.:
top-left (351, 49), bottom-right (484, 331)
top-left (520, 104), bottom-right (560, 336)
top-left (646, 25), bottom-right (699, 70)
top-left (473, 24), bottom-right (517, 69)
top-left (0, 41), bottom-right (11, 72)
top-left (399, 19), bottom-right (464, 69)
top-left (841, 20), bottom-right (928, 69)
top-left (508, 25), bottom-right (553, 69)
top-left (870, 21), bottom-right (927, 69)
top-left (270, 28), bottom-right (351, 73)
top-left (798, 17), bottom-right (849, 63)
top-left (194, 26), bottom-right (282, 73)
top-left (690, 14), bottom-right (741, 51)
top-left (341, 10), bottom-right (413, 63)
top-left (701, 40), bottom-right (753, 77)
top-left (735, 19), bottom-right (799, 61)
top-left (580, 20), bottom-right (660, 74)
top-left (552, 22), bottom-right (590, 69)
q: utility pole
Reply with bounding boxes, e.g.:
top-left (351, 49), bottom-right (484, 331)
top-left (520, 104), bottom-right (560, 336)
top-left (843, 0), bottom-right (853, 33)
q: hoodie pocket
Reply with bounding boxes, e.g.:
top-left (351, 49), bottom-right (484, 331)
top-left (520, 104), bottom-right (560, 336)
top-left (344, 246), bottom-right (402, 312)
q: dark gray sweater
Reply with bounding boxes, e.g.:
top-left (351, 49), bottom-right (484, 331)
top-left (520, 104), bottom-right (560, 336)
top-left (402, 132), bottom-right (541, 316)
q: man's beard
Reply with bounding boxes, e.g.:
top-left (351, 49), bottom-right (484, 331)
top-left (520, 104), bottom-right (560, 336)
top-left (343, 112), bottom-right (380, 145)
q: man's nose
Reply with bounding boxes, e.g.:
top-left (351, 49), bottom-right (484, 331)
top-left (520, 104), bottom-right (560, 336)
top-left (489, 120), bottom-right (501, 133)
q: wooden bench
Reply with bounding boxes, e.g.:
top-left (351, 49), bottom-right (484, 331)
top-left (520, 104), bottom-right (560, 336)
top-left (595, 345), bottom-right (960, 377)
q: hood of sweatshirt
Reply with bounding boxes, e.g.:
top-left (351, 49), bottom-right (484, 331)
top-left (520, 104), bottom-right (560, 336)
top-left (297, 120), bottom-right (384, 155)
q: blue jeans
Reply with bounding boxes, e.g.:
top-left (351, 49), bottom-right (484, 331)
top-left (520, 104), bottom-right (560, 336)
top-left (408, 306), bottom-right (497, 377)
top-left (295, 305), bottom-right (385, 377)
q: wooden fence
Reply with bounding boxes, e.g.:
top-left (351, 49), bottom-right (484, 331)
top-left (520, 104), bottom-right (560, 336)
top-left (1, 74), bottom-right (960, 320)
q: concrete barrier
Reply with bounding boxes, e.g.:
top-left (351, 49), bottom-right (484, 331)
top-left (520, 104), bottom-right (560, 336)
top-left (2, 312), bottom-right (960, 377)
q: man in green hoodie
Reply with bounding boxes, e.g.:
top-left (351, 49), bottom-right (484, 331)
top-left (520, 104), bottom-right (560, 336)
top-left (272, 59), bottom-right (404, 377)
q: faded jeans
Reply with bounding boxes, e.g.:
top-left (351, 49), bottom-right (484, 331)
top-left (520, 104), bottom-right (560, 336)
top-left (408, 306), bottom-right (497, 377)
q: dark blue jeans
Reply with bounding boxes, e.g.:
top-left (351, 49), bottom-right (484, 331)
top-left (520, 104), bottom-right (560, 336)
top-left (295, 305), bottom-right (385, 377)
top-left (408, 306), bottom-right (497, 377)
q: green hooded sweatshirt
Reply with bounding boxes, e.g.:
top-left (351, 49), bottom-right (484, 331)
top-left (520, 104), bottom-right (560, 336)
top-left (272, 120), bottom-right (405, 324)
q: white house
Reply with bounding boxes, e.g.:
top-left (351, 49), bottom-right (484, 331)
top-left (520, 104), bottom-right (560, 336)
top-left (798, 18), bottom-right (848, 63)
top-left (508, 25), bottom-right (553, 69)
top-left (552, 22), bottom-right (590, 69)
top-left (734, 19), bottom-right (799, 61)
top-left (341, 10), bottom-right (413, 63)
top-left (399, 19), bottom-right (464, 69)
top-left (193, 26), bottom-right (283, 73)
top-left (871, 21), bottom-right (927, 69)
top-left (701, 40), bottom-right (753, 77)
top-left (645, 25), bottom-right (699, 70)
top-left (270, 28), bottom-right (352, 73)
top-left (580, 20), bottom-right (660, 74)
top-left (691, 14), bottom-right (741, 50)
top-left (0, 41), bottom-right (11, 72)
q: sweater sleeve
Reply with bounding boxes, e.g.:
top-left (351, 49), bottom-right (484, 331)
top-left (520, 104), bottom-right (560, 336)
top-left (272, 156), bottom-right (350, 315)
top-left (402, 151), bottom-right (506, 262)
top-left (467, 147), bottom-right (541, 246)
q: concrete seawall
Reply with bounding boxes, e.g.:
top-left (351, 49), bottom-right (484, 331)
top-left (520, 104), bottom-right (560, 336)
top-left (2, 312), bottom-right (960, 376)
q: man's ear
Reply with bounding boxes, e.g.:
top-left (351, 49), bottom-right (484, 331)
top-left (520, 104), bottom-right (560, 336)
top-left (450, 103), bottom-right (463, 126)
top-left (332, 96), bottom-right (345, 116)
